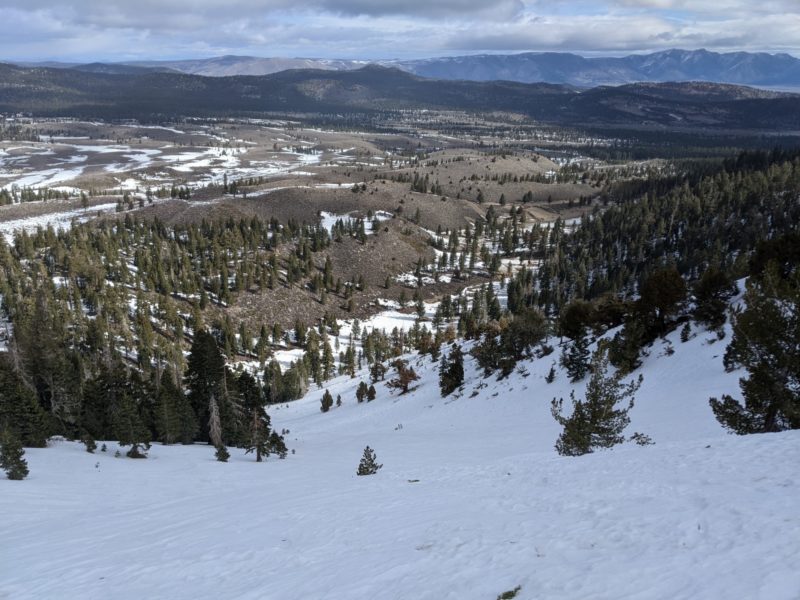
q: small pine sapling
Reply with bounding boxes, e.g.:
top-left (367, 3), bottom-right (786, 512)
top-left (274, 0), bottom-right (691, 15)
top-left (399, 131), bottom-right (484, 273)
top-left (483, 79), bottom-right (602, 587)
top-left (357, 445), bottom-right (382, 476)
top-left (82, 433), bottom-right (97, 454)
top-left (215, 445), bottom-right (230, 462)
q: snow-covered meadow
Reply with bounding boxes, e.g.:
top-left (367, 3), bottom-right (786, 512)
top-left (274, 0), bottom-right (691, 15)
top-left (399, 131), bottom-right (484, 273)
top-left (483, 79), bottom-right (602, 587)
top-left (2, 319), bottom-right (798, 599)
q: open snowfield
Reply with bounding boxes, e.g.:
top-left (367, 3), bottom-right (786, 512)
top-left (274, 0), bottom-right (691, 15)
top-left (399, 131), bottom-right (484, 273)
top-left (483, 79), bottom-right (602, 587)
top-left (2, 319), bottom-right (799, 599)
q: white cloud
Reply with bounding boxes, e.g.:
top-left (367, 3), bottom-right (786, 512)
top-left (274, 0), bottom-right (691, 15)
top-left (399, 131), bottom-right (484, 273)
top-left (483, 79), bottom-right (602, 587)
top-left (0, 1), bottom-right (797, 61)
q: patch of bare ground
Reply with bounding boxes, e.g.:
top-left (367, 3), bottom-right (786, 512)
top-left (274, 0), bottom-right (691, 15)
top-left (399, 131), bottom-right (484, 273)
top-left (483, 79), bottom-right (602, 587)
top-left (0, 196), bottom-right (116, 222)
top-left (372, 149), bottom-right (600, 208)
top-left (132, 180), bottom-right (487, 231)
top-left (212, 219), bottom-right (446, 331)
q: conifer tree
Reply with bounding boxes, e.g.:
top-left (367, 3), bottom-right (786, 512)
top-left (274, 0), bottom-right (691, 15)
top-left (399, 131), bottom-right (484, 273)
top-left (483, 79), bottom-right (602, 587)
top-left (439, 344), bottom-right (465, 397)
top-left (551, 345), bottom-right (643, 456)
top-left (710, 270), bottom-right (800, 434)
top-left (609, 317), bottom-right (646, 374)
top-left (356, 381), bottom-right (368, 403)
top-left (387, 359), bottom-right (419, 395)
top-left (367, 384), bottom-right (376, 401)
top-left (692, 267), bottom-right (736, 330)
top-left (356, 445), bottom-right (382, 476)
top-left (81, 433), bottom-right (97, 453)
top-left (0, 428), bottom-right (28, 480)
top-left (320, 389), bottom-right (334, 413)
top-left (154, 368), bottom-right (196, 445)
top-left (0, 360), bottom-right (49, 447)
top-left (185, 330), bottom-right (226, 442)
top-left (215, 444), bottom-right (230, 462)
top-left (560, 329), bottom-right (590, 382)
top-left (112, 394), bottom-right (150, 458)
top-left (240, 372), bottom-right (284, 461)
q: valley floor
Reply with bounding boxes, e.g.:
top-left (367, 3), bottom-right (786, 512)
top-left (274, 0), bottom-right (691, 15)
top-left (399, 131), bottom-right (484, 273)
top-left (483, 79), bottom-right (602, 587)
top-left (2, 326), bottom-right (798, 600)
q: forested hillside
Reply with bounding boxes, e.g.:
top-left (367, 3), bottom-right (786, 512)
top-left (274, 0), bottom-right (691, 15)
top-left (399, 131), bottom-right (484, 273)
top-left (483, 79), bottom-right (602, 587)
top-left (1, 148), bottom-right (798, 470)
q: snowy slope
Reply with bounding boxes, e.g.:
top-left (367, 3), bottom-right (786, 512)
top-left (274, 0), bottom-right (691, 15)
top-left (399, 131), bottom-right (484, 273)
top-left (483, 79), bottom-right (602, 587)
top-left (2, 322), bottom-right (799, 600)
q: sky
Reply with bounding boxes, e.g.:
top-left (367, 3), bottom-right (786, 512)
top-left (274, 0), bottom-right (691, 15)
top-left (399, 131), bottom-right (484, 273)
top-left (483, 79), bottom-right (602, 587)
top-left (2, 0), bottom-right (799, 62)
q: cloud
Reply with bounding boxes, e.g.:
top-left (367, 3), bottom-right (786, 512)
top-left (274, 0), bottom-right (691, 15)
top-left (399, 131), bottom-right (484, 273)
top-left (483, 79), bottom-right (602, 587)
top-left (442, 12), bottom-right (800, 55)
top-left (0, 1), bottom-right (797, 62)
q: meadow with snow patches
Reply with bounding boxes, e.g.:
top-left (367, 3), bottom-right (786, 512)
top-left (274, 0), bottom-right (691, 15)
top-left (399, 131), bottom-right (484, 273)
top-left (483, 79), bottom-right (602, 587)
top-left (3, 318), bottom-right (798, 600)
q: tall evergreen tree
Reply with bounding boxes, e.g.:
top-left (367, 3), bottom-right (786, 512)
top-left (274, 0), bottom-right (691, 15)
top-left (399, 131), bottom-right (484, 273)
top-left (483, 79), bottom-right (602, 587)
top-left (239, 372), bottom-right (284, 461)
top-left (0, 359), bottom-right (48, 447)
top-left (710, 269), bottom-right (800, 434)
top-left (112, 393), bottom-right (150, 458)
top-left (439, 344), bottom-right (465, 397)
top-left (692, 267), bottom-right (737, 330)
top-left (560, 329), bottom-right (590, 383)
top-left (154, 368), bottom-right (197, 445)
top-left (185, 330), bottom-right (226, 443)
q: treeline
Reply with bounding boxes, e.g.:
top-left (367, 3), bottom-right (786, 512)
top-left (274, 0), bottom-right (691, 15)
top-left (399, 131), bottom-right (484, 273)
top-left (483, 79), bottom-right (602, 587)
top-left (0, 329), bottom-right (288, 462)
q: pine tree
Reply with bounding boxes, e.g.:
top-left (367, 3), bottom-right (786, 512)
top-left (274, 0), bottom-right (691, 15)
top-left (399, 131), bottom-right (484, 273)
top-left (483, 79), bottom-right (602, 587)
top-left (356, 381), bottom-right (368, 403)
top-left (710, 269), bottom-right (800, 434)
top-left (320, 389), bottom-right (334, 413)
top-left (560, 329), bottom-right (590, 382)
top-left (0, 360), bottom-right (49, 447)
top-left (215, 444), bottom-right (230, 462)
top-left (545, 364), bottom-right (556, 384)
top-left (638, 266), bottom-right (687, 336)
top-left (1, 428), bottom-right (29, 480)
top-left (608, 317), bottom-right (645, 374)
top-left (367, 384), bottom-right (376, 401)
top-left (387, 359), bottom-right (419, 395)
top-left (551, 345), bottom-right (643, 456)
top-left (112, 394), bottom-right (150, 458)
top-left (370, 361), bottom-right (387, 383)
top-left (693, 267), bottom-right (736, 330)
top-left (154, 368), bottom-right (196, 445)
top-left (185, 330), bottom-right (226, 443)
top-left (240, 372), bottom-right (284, 461)
top-left (439, 344), bottom-right (465, 397)
top-left (356, 445), bottom-right (382, 476)
top-left (81, 433), bottom-right (97, 453)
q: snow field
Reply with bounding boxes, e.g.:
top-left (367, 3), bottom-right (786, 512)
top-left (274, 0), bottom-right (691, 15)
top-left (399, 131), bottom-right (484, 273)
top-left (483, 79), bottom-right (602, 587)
top-left (3, 317), bottom-right (798, 599)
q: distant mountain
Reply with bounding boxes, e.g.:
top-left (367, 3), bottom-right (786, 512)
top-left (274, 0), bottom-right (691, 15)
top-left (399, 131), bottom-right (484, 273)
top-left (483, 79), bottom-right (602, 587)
top-left (71, 63), bottom-right (179, 75)
top-left (396, 49), bottom-right (800, 88)
top-left (15, 49), bottom-right (799, 88)
top-left (0, 62), bottom-right (798, 131)
top-left (126, 55), bottom-right (369, 77)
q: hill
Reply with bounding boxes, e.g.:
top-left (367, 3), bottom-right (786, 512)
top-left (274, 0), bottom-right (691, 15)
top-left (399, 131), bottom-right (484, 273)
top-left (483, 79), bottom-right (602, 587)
top-left (2, 309), bottom-right (798, 599)
top-left (0, 63), bottom-right (798, 130)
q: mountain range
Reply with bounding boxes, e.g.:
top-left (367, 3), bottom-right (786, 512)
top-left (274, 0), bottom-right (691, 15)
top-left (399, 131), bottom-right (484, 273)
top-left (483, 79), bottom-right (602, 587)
top-left (14, 49), bottom-right (800, 88)
top-left (1, 62), bottom-right (799, 131)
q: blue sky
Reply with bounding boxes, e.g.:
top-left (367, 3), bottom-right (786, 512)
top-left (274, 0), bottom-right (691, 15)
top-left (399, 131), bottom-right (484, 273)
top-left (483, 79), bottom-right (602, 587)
top-left (1, 0), bottom-right (798, 62)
